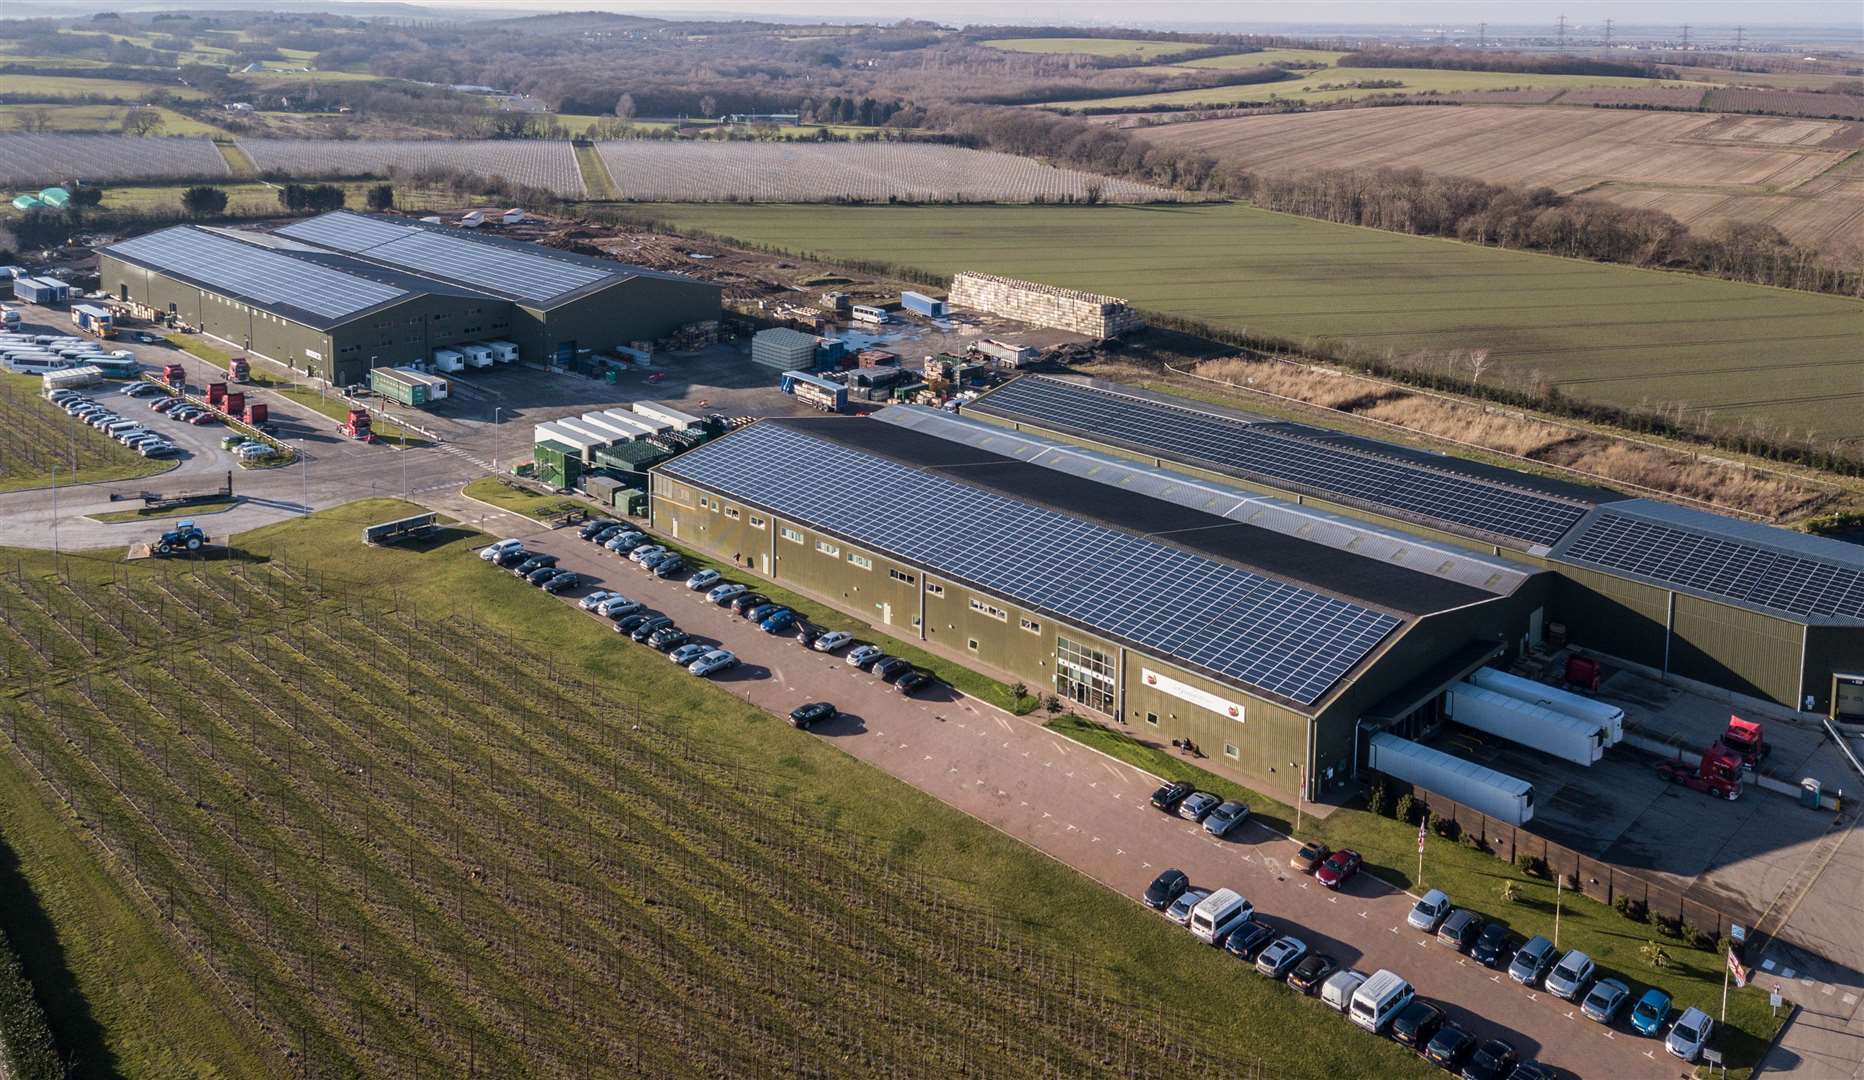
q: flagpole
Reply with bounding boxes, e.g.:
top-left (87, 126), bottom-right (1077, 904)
top-left (1722, 948), bottom-right (1731, 1022)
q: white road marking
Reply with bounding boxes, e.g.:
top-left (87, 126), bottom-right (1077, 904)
top-left (1842, 993), bottom-right (1858, 1006)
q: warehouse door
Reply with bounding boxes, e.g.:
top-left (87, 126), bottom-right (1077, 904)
top-left (554, 340), bottom-right (576, 365)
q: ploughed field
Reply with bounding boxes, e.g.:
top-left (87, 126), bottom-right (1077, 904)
top-left (1133, 107), bottom-right (1864, 255)
top-left (644, 202), bottom-right (1864, 443)
top-left (239, 139), bottom-right (588, 197)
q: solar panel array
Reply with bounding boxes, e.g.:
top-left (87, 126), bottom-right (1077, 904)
top-left (1561, 511), bottom-right (1864, 622)
top-left (108, 227), bottom-right (407, 321)
top-left (279, 212), bottom-right (615, 305)
top-left (662, 422), bottom-right (1402, 705)
top-left (971, 377), bottom-right (1592, 548)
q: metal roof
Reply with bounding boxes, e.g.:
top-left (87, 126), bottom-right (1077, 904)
top-left (103, 226), bottom-right (413, 329)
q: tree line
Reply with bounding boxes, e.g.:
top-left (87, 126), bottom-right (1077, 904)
top-left (1336, 49), bottom-right (1675, 79)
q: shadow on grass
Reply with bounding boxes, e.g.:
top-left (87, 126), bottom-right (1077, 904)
top-left (0, 830), bottom-right (106, 1078)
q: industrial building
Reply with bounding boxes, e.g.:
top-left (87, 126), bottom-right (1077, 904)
top-left (650, 375), bottom-right (1864, 804)
top-left (99, 211), bottom-right (720, 386)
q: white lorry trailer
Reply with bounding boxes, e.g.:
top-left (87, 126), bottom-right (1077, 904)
top-left (1446, 682), bottom-right (1604, 766)
top-left (1366, 732), bottom-right (1535, 826)
top-left (1469, 666), bottom-right (1624, 746)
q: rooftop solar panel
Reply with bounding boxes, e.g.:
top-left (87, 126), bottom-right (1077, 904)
top-left (660, 421), bottom-right (1402, 706)
top-left (108, 227), bottom-right (406, 322)
top-left (970, 376), bottom-right (1593, 548)
top-left (279, 211), bottom-right (615, 304)
top-left (1559, 510), bottom-right (1864, 622)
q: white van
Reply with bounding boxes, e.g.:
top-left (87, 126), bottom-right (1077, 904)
top-left (1187, 888), bottom-right (1253, 946)
top-left (1349, 969), bottom-right (1415, 1033)
top-left (1320, 969), bottom-right (1369, 1013)
top-left (6, 354), bottom-right (73, 375)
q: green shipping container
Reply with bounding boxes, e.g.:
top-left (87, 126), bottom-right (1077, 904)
top-left (369, 367), bottom-right (428, 407)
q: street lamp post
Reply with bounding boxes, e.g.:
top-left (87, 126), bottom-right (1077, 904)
top-left (493, 406), bottom-right (502, 474)
top-left (300, 439), bottom-right (309, 514)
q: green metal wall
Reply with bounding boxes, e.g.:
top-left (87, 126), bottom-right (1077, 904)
top-left (1669, 595), bottom-right (1804, 707)
top-left (514, 276), bottom-right (721, 364)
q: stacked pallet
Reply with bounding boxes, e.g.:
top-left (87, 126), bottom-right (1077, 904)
top-left (948, 273), bottom-right (1144, 339)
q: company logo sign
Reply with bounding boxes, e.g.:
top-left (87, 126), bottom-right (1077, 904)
top-left (1142, 668), bottom-right (1244, 723)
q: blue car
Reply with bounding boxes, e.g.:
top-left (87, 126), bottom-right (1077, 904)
top-left (760, 608), bottom-right (797, 634)
top-left (1630, 987), bottom-right (1672, 1037)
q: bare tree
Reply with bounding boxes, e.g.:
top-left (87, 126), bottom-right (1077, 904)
top-left (1466, 349), bottom-right (1492, 388)
top-left (699, 94), bottom-right (718, 118)
top-left (613, 93), bottom-right (636, 120)
top-left (121, 107), bottom-right (163, 137)
top-left (16, 107), bottom-right (52, 133)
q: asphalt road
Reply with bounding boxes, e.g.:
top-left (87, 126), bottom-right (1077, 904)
top-left (476, 511), bottom-right (1707, 1080)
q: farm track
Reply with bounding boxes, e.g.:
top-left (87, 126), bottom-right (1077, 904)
top-left (0, 563), bottom-right (1256, 1077)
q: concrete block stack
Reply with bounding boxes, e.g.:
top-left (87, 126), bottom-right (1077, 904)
top-left (949, 272), bottom-right (1144, 339)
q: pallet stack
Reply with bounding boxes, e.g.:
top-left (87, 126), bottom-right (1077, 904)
top-left (948, 272), bottom-right (1144, 339)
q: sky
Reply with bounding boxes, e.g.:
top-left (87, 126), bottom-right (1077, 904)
top-left (400, 0), bottom-right (1863, 31)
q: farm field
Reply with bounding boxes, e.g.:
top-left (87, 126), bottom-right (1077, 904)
top-left (0, 74), bottom-right (206, 103)
top-left (1705, 87), bottom-right (1864, 120)
top-left (0, 133), bottom-right (228, 187)
top-left (1042, 68), bottom-right (1698, 110)
top-left (1132, 106), bottom-right (1864, 253)
top-left (1178, 48), bottom-right (1346, 70)
top-left (0, 104), bottom-right (224, 137)
top-left (982, 37), bottom-right (1204, 60)
top-left (239, 138), bottom-right (586, 196)
top-left (0, 375), bottom-right (173, 494)
top-left (594, 141), bottom-right (1184, 203)
top-left (644, 202), bottom-right (1864, 443)
top-left (0, 503), bottom-right (1441, 1079)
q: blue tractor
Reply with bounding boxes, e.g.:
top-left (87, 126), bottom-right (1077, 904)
top-left (154, 520), bottom-right (207, 557)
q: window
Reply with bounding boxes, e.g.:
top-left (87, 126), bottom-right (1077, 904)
top-left (780, 526), bottom-right (804, 544)
top-left (709, 501), bottom-right (720, 514)
top-left (816, 540), bottom-right (840, 557)
top-left (1020, 617), bottom-right (1041, 634)
top-left (888, 568), bottom-right (916, 585)
top-left (748, 515), bottom-right (766, 529)
top-left (1224, 743), bottom-right (1239, 760)
top-left (1055, 636), bottom-right (1117, 714)
top-left (967, 639), bottom-right (979, 652)
top-left (848, 553), bottom-right (873, 571)
top-left (969, 598), bottom-right (1008, 622)
top-left (1145, 712), bottom-right (1159, 726)
top-left (724, 508), bottom-right (740, 519)
top-left (925, 581), bottom-right (943, 596)
top-left (697, 496), bottom-right (710, 508)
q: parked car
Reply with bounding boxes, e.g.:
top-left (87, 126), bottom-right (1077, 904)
top-left (869, 656), bottom-right (907, 680)
top-left (1390, 999), bottom-right (1445, 1049)
top-left (1319, 969), bottom-right (1369, 1013)
top-left (668, 643), bottom-right (710, 667)
top-left (631, 616), bottom-right (675, 643)
top-left (789, 702), bottom-right (837, 729)
top-left (1461, 1039), bottom-right (1519, 1080)
top-left (687, 649), bottom-right (738, 677)
top-left (495, 548), bottom-right (533, 569)
top-left (708, 583), bottom-right (747, 605)
top-left (588, 526), bottom-right (625, 546)
top-left (1255, 936), bottom-right (1308, 979)
top-left (1176, 791), bottom-right (1220, 822)
top-left (1315, 849), bottom-right (1362, 889)
top-left (1222, 918), bottom-right (1277, 962)
top-left (812, 629), bottom-right (853, 652)
top-left (1437, 909), bottom-right (1482, 952)
top-left (1150, 780), bottom-right (1195, 812)
top-left (607, 534), bottom-right (646, 554)
top-left (1289, 841), bottom-right (1331, 874)
top-left (579, 590), bottom-right (618, 612)
top-left (794, 624), bottom-right (820, 648)
top-left (1165, 888), bottom-right (1209, 927)
top-left (599, 596), bottom-right (642, 619)
top-left (730, 592), bottom-right (769, 615)
top-left (1287, 953), bottom-right (1337, 995)
top-left (614, 613), bottom-right (652, 636)
top-left (895, 669), bottom-right (935, 696)
top-left (151, 397), bottom-right (183, 412)
top-left (578, 519), bottom-right (616, 540)
top-left (628, 545), bottom-right (666, 564)
top-left (640, 551), bottom-right (677, 572)
top-left (1665, 1007), bottom-right (1713, 1062)
top-left (653, 557), bottom-right (689, 579)
top-left (185, 411), bottom-right (216, 426)
top-left (1425, 1024), bottom-right (1476, 1071)
top-left (845, 645), bottom-right (884, 670)
top-left (480, 538), bottom-right (523, 561)
top-left (1202, 800), bottom-right (1250, 837)
top-left (1141, 869), bottom-right (1189, 911)
top-left (1407, 889), bottom-right (1453, 933)
top-left (744, 603), bottom-right (782, 623)
top-left (513, 554), bottom-right (558, 577)
top-left (1471, 922), bottom-right (1517, 969)
top-left (140, 443), bottom-right (179, 458)
top-left (760, 609), bottom-right (798, 635)
top-left (1544, 950), bottom-right (1596, 1001)
top-left (1500, 1061), bottom-right (1551, 1080)
top-left (686, 569), bottom-right (721, 591)
top-left (1630, 988), bottom-right (1672, 1037)
top-left (1507, 936), bottom-right (1557, 987)
top-left (1582, 978), bottom-right (1631, 1024)
top-left (647, 627), bottom-right (691, 652)
top-left (527, 566), bottom-right (568, 587)
top-left (541, 571), bottom-right (580, 594)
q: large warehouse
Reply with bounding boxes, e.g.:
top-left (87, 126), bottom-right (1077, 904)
top-left (650, 376), bottom-right (1864, 804)
top-left (99, 210), bottom-right (720, 386)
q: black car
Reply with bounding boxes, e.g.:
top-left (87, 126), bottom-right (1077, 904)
top-left (494, 547), bottom-right (531, 568)
top-left (730, 592), bottom-right (769, 615)
top-left (1437, 909), bottom-right (1482, 953)
top-left (591, 525), bottom-right (628, 545)
top-left (647, 627), bottom-right (691, 652)
top-left (1499, 1060), bottom-right (1549, 1080)
top-left (789, 702), bottom-right (837, 729)
top-left (1391, 1000), bottom-right (1445, 1050)
top-left (1426, 1025), bottom-right (1477, 1071)
top-left (631, 616), bottom-right (675, 642)
top-left (652, 557), bottom-right (688, 579)
top-left (1287, 953), bottom-right (1337, 995)
top-left (1141, 869), bottom-right (1189, 911)
top-left (744, 603), bottom-right (781, 623)
top-left (1150, 780), bottom-right (1195, 812)
top-left (1222, 919), bottom-right (1277, 961)
top-left (795, 625), bottom-right (820, 648)
top-left (615, 613), bottom-right (653, 635)
top-left (514, 554), bottom-right (559, 577)
top-left (541, 570), bottom-right (580, 594)
top-left (896, 669), bottom-right (935, 696)
top-left (872, 656), bottom-right (911, 681)
top-left (1462, 1040), bottom-right (1520, 1080)
top-left (578, 519), bottom-right (616, 540)
top-left (526, 565), bottom-right (567, 586)
top-left (1471, 922), bottom-right (1516, 968)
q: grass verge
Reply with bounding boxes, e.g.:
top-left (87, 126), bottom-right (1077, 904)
top-left (160, 335), bottom-right (288, 388)
top-left (1045, 714), bottom-right (1781, 1076)
top-left (86, 496), bottom-right (239, 523)
top-left (573, 141), bottom-right (619, 199)
top-left (273, 387), bottom-right (425, 446)
top-left (460, 475), bottom-right (584, 519)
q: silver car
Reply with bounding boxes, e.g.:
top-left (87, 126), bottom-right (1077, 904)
top-left (1164, 888), bottom-right (1209, 926)
top-left (1255, 935), bottom-right (1308, 979)
top-left (1544, 950), bottom-right (1596, 1001)
top-left (1203, 800), bottom-right (1251, 837)
top-left (598, 595), bottom-right (642, 619)
top-left (668, 642), bottom-right (710, 666)
top-left (1176, 791), bottom-right (1220, 822)
top-left (687, 649), bottom-right (738, 677)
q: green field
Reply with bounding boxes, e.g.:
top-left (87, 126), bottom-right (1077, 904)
top-left (1045, 68), bottom-right (1695, 109)
top-left (983, 36), bottom-right (1204, 60)
top-left (0, 74), bottom-right (206, 103)
top-left (0, 375), bottom-right (173, 494)
top-left (0, 502), bottom-right (1441, 1079)
top-left (1177, 48), bottom-right (1346, 70)
top-left (643, 202), bottom-right (1864, 442)
top-left (0, 103), bottom-right (226, 137)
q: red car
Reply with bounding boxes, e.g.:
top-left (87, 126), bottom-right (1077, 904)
top-left (1314, 849), bottom-right (1362, 889)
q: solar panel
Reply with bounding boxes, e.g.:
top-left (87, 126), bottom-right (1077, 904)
top-left (279, 212), bottom-right (614, 304)
top-left (971, 377), bottom-right (1591, 548)
top-left (661, 422), bottom-right (1402, 705)
top-left (109, 227), bottom-right (406, 321)
top-left (1560, 511), bottom-right (1864, 621)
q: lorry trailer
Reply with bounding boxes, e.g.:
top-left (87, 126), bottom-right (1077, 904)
top-left (1447, 682), bottom-right (1605, 766)
top-left (1469, 666), bottom-right (1624, 746)
top-left (70, 304), bottom-right (116, 339)
top-left (1366, 732), bottom-right (1535, 826)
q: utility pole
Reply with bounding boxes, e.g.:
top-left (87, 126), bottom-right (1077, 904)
top-left (1478, 21), bottom-right (1487, 48)
top-left (1604, 18), bottom-right (1614, 45)
top-left (1735, 26), bottom-right (1745, 50)
top-left (1557, 13), bottom-right (1567, 48)
top-left (1682, 23), bottom-right (1691, 48)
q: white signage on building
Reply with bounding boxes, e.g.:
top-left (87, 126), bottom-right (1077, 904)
top-left (1142, 668), bottom-right (1245, 723)
top-left (304, 348), bottom-right (323, 360)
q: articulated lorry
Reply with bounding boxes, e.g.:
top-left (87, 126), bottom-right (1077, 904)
top-left (1447, 682), bottom-right (1604, 766)
top-left (1366, 732), bottom-right (1535, 826)
top-left (1469, 666), bottom-right (1624, 746)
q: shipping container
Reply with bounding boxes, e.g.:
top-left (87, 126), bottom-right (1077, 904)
top-left (576, 412), bottom-right (647, 442)
top-left (1446, 682), bottom-right (1604, 766)
top-left (460, 344), bottom-right (495, 369)
top-left (900, 291), bottom-right (948, 318)
top-left (432, 348), bottom-right (466, 374)
top-left (815, 337), bottom-right (846, 365)
top-left (974, 339), bottom-right (1037, 367)
top-left (632, 401), bottom-right (701, 430)
top-left (751, 327), bottom-right (818, 372)
top-left (369, 366), bottom-right (429, 407)
top-left (598, 409), bottom-right (665, 438)
top-left (14, 277), bottom-right (68, 306)
top-left (483, 339), bottom-right (519, 363)
top-left (1366, 732), bottom-right (1535, 826)
top-left (1469, 667), bottom-right (1624, 746)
